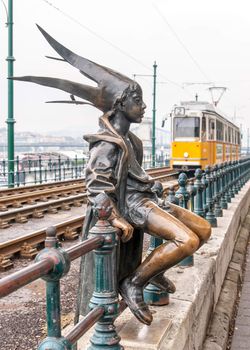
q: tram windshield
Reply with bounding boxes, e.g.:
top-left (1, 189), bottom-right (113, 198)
top-left (173, 117), bottom-right (200, 139)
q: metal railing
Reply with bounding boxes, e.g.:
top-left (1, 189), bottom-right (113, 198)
top-left (0, 159), bottom-right (249, 349)
top-left (0, 154), bottom-right (170, 188)
top-left (0, 155), bottom-right (86, 188)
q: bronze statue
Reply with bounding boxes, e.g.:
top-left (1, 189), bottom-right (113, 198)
top-left (13, 26), bottom-right (211, 326)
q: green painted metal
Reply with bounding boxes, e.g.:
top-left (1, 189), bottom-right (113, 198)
top-left (88, 197), bottom-right (122, 350)
top-left (152, 62), bottom-right (157, 168)
top-left (176, 172), bottom-right (194, 267)
top-left (176, 173), bottom-right (189, 209)
top-left (205, 166), bottom-right (217, 227)
top-left (194, 168), bottom-right (205, 217)
top-left (36, 227), bottom-right (71, 350)
top-left (6, 0), bottom-right (15, 187)
top-left (144, 237), bottom-right (169, 305)
top-left (220, 163), bottom-right (228, 210)
top-left (202, 172), bottom-right (208, 213)
top-left (213, 165), bottom-right (223, 217)
top-left (187, 180), bottom-right (195, 212)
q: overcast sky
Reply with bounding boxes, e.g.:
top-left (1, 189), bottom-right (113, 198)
top-left (1, 0), bottom-right (250, 144)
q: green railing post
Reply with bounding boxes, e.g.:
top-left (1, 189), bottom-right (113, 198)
top-left (16, 155), bottom-right (20, 187)
top-left (88, 193), bottom-right (122, 350)
top-left (144, 182), bottom-right (169, 306)
top-left (6, 0), bottom-right (16, 188)
top-left (225, 162), bottom-right (231, 203)
top-left (228, 161), bottom-right (235, 199)
top-left (213, 165), bottom-right (223, 217)
top-left (36, 227), bottom-right (71, 349)
top-left (176, 173), bottom-right (194, 267)
top-left (220, 163), bottom-right (228, 210)
top-left (58, 155), bottom-right (61, 181)
top-left (38, 155), bottom-right (43, 184)
top-left (202, 172), bottom-right (208, 213)
top-left (187, 180), bottom-right (196, 212)
top-left (176, 173), bottom-right (189, 209)
top-left (152, 62), bottom-right (157, 168)
top-left (205, 166), bottom-right (217, 227)
top-left (194, 168), bottom-right (205, 217)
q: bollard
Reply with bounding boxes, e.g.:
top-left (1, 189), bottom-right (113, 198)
top-left (213, 164), bottom-right (223, 217)
top-left (228, 161), bottom-right (235, 198)
top-left (202, 172), bottom-right (208, 213)
top-left (175, 173), bottom-right (189, 209)
top-left (224, 162), bottom-right (231, 203)
top-left (36, 227), bottom-right (71, 350)
top-left (176, 174), bottom-right (194, 267)
top-left (194, 168), bottom-right (205, 217)
top-left (144, 181), bottom-right (169, 306)
top-left (187, 180), bottom-right (196, 212)
top-left (205, 166), bottom-right (217, 227)
top-left (88, 193), bottom-right (122, 350)
top-left (220, 163), bottom-right (228, 210)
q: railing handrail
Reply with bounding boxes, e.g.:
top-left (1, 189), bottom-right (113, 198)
top-left (0, 236), bottom-right (104, 299)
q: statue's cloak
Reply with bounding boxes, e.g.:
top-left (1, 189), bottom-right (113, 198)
top-left (76, 113), bottom-right (144, 318)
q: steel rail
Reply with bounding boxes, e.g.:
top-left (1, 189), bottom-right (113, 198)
top-left (0, 215), bottom-right (85, 257)
top-left (0, 178), bottom-right (84, 197)
top-left (0, 183), bottom-right (85, 210)
top-left (0, 193), bottom-right (87, 228)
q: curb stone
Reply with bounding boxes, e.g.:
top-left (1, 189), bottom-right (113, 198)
top-left (203, 212), bottom-right (250, 350)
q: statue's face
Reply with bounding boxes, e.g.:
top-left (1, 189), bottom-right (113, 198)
top-left (121, 85), bottom-right (146, 124)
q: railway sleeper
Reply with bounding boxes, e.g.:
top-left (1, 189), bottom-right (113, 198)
top-left (73, 200), bottom-right (82, 207)
top-left (15, 214), bottom-right (28, 224)
top-left (64, 226), bottom-right (79, 240)
top-left (0, 254), bottom-right (13, 270)
top-left (0, 219), bottom-right (11, 229)
top-left (32, 209), bottom-right (44, 219)
top-left (20, 243), bottom-right (38, 259)
top-left (61, 203), bottom-right (71, 211)
top-left (12, 201), bottom-right (23, 208)
top-left (48, 206), bottom-right (58, 214)
top-left (0, 205), bottom-right (8, 212)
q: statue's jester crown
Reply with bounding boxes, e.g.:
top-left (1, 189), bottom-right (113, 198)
top-left (13, 25), bottom-right (138, 112)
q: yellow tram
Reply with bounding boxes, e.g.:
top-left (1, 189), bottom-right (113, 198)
top-left (170, 101), bottom-right (241, 170)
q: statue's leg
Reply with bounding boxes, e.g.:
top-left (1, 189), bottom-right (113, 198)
top-left (167, 202), bottom-right (211, 247)
top-left (119, 201), bottom-right (203, 325)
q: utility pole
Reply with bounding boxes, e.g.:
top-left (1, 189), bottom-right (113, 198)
top-left (5, 0), bottom-right (15, 187)
top-left (247, 128), bottom-right (249, 155)
top-left (152, 62), bottom-right (157, 167)
top-left (133, 62), bottom-right (158, 168)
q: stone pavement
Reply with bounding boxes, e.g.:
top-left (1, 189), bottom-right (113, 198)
top-left (231, 242), bottom-right (250, 349)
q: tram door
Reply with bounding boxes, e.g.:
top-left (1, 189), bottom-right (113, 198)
top-left (208, 118), bottom-right (215, 165)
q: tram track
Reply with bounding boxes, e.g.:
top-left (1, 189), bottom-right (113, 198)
top-left (0, 171), bottom-right (179, 229)
top-left (0, 168), bottom-right (180, 270)
top-left (0, 168), bottom-right (178, 211)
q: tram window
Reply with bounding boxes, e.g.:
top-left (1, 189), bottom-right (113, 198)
top-left (208, 119), bottom-right (215, 140)
top-left (201, 116), bottom-right (206, 141)
top-left (216, 120), bottom-right (224, 141)
top-left (224, 125), bottom-right (228, 142)
top-left (173, 117), bottom-right (200, 138)
top-left (228, 127), bottom-right (232, 143)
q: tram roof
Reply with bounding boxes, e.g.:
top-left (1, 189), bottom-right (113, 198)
top-left (178, 101), bottom-right (240, 130)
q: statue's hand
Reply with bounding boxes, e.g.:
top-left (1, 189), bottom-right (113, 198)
top-left (110, 217), bottom-right (134, 242)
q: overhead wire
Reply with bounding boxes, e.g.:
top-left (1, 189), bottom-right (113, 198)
top-left (40, 0), bottom-right (192, 96)
top-left (153, 3), bottom-right (211, 83)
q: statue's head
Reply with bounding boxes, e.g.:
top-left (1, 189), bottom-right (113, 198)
top-left (12, 25), bottom-right (146, 119)
top-left (113, 83), bottom-right (146, 124)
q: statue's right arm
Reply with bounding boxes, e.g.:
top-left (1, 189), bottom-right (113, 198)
top-left (85, 141), bottom-right (133, 242)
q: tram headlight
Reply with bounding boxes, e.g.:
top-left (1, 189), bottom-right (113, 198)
top-left (184, 152), bottom-right (189, 158)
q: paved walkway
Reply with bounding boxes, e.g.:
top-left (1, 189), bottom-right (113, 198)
top-left (231, 242), bottom-right (250, 349)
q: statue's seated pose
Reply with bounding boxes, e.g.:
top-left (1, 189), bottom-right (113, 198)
top-left (14, 26), bottom-right (211, 326)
